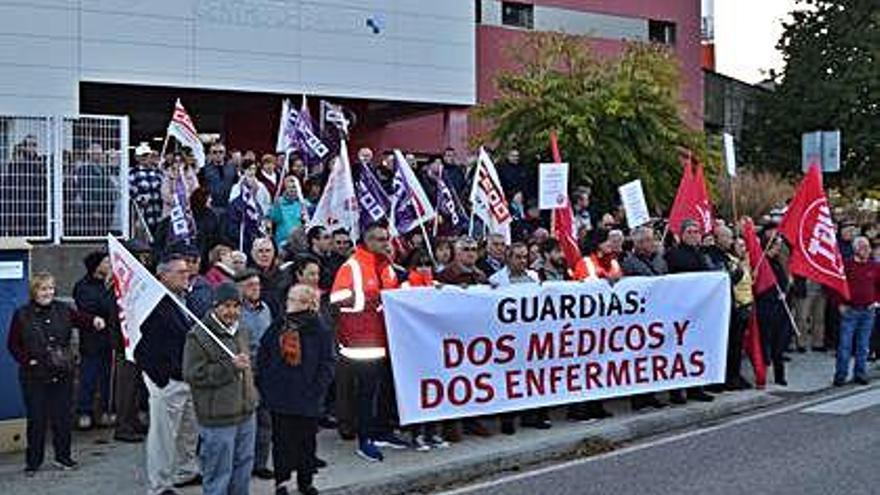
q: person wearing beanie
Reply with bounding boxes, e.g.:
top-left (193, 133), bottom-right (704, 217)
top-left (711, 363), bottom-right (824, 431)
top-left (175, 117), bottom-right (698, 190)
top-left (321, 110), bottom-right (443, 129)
top-left (183, 282), bottom-right (258, 495)
top-left (72, 250), bottom-right (117, 431)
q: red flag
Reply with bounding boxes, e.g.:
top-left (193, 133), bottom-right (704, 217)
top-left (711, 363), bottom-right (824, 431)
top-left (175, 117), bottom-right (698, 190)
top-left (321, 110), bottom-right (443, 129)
top-left (778, 165), bottom-right (850, 300)
top-left (668, 156), bottom-right (715, 236)
top-left (742, 217), bottom-right (776, 296)
top-left (743, 312), bottom-right (767, 389)
top-left (549, 132), bottom-right (582, 270)
top-left (667, 158), bottom-right (695, 236)
top-left (740, 217), bottom-right (773, 389)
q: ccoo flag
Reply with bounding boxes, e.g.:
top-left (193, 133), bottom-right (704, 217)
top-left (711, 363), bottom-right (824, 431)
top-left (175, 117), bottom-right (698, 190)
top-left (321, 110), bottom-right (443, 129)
top-left (470, 148), bottom-right (512, 242)
top-left (778, 165), bottom-right (850, 299)
top-left (308, 140), bottom-right (360, 240)
top-left (107, 235), bottom-right (170, 361)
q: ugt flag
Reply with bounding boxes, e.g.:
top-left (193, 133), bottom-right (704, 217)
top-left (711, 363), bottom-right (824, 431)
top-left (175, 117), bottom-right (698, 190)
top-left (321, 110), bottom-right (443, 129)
top-left (277, 97), bottom-right (329, 162)
top-left (309, 140), bottom-right (360, 239)
top-left (470, 147), bottom-right (512, 242)
top-left (390, 150), bottom-right (435, 235)
top-left (108, 235), bottom-right (169, 361)
top-left (166, 99), bottom-right (205, 169)
top-left (778, 165), bottom-right (850, 299)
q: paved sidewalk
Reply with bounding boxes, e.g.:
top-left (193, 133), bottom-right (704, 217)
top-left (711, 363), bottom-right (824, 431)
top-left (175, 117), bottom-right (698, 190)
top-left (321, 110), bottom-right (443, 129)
top-left (0, 351), bottom-right (866, 495)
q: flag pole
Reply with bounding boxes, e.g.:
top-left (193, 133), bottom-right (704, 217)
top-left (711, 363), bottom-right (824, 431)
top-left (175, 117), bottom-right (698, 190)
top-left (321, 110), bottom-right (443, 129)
top-left (157, 133), bottom-right (171, 168)
top-left (168, 294), bottom-right (237, 359)
top-left (131, 199), bottom-right (155, 244)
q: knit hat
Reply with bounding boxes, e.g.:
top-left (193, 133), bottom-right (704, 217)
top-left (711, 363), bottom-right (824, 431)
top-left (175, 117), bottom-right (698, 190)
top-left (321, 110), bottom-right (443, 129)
top-left (213, 282), bottom-right (240, 306)
top-left (679, 219), bottom-right (699, 234)
top-left (83, 250), bottom-right (108, 275)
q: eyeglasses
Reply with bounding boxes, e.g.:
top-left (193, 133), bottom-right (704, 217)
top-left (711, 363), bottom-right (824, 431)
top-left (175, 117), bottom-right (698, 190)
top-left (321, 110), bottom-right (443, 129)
top-left (459, 246), bottom-right (477, 252)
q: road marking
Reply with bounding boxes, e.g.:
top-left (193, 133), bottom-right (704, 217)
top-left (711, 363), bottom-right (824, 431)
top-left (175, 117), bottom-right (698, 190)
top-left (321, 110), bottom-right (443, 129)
top-left (801, 388), bottom-right (880, 415)
top-left (436, 386), bottom-right (880, 495)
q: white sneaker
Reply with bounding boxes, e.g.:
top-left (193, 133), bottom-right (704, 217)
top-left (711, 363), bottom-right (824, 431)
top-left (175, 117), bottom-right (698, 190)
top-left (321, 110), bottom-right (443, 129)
top-left (413, 435), bottom-right (431, 452)
top-left (428, 434), bottom-right (450, 449)
top-left (77, 415), bottom-right (92, 430)
top-left (97, 413), bottom-right (115, 428)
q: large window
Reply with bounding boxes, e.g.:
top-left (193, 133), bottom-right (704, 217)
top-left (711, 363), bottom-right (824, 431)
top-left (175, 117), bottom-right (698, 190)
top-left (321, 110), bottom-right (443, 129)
top-left (649, 19), bottom-right (677, 45)
top-left (502, 2), bottom-right (534, 30)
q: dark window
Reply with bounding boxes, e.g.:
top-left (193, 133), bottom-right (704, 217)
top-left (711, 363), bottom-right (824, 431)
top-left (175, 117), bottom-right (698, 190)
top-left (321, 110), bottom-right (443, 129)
top-left (502, 2), bottom-right (534, 30)
top-left (649, 20), bottom-right (676, 45)
top-left (476, 0), bottom-right (482, 24)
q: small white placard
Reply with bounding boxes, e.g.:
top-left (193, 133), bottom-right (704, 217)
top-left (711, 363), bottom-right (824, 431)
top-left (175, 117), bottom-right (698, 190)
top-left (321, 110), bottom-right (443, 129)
top-left (538, 162), bottom-right (570, 210)
top-left (0, 261), bottom-right (24, 279)
top-left (723, 132), bottom-right (736, 177)
top-left (618, 179), bottom-right (651, 229)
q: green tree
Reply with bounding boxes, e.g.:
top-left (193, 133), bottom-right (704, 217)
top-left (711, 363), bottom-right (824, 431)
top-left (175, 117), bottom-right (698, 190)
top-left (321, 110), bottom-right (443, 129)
top-left (742, 0), bottom-right (879, 187)
top-left (475, 32), bottom-right (707, 211)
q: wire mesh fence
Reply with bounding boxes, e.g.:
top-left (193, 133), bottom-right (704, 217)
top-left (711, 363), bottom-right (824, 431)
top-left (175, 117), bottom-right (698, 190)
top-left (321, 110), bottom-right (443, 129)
top-left (59, 116), bottom-right (129, 240)
top-left (0, 114), bottom-right (129, 242)
top-left (0, 116), bottom-right (52, 239)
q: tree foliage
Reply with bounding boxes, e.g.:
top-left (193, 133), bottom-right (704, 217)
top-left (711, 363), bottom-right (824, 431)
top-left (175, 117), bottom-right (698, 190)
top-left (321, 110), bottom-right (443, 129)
top-left (475, 32), bottom-right (707, 211)
top-left (742, 0), bottom-right (879, 187)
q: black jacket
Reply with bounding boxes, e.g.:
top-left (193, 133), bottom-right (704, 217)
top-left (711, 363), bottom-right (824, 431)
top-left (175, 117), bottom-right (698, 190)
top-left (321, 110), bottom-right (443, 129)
top-left (72, 275), bottom-right (116, 356)
top-left (256, 310), bottom-right (335, 417)
top-left (134, 296), bottom-right (193, 388)
top-left (665, 244), bottom-right (710, 274)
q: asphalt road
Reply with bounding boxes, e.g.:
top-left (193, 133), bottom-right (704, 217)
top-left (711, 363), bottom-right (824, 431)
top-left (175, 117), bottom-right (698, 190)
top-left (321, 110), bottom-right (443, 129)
top-left (440, 386), bottom-right (880, 495)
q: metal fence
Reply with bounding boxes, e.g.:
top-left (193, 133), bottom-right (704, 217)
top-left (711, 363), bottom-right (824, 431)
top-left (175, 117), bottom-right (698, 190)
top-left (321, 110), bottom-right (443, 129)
top-left (0, 114), bottom-right (129, 242)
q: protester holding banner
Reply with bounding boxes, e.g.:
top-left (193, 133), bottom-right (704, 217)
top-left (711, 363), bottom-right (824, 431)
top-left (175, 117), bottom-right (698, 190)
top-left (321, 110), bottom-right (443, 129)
top-left (620, 226), bottom-right (669, 411)
top-left (7, 271), bottom-right (106, 475)
top-left (160, 154), bottom-right (199, 219)
top-left (257, 154), bottom-right (282, 198)
top-left (134, 257), bottom-right (201, 493)
top-left (258, 284), bottom-right (335, 495)
top-left (330, 223), bottom-right (406, 461)
top-left (665, 219), bottom-right (717, 403)
top-left (183, 283), bottom-right (258, 495)
top-left (130, 143), bottom-right (164, 232)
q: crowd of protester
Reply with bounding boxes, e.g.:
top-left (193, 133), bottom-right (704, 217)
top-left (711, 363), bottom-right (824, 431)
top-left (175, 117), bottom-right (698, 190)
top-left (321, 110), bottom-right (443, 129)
top-left (6, 139), bottom-right (879, 495)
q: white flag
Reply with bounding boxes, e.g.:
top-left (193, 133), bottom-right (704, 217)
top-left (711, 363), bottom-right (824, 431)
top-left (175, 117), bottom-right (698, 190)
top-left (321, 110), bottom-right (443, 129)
top-left (276, 98), bottom-right (296, 154)
top-left (166, 99), bottom-right (206, 169)
top-left (308, 140), bottom-right (360, 239)
top-left (469, 147), bottom-right (511, 242)
top-left (107, 235), bottom-right (169, 361)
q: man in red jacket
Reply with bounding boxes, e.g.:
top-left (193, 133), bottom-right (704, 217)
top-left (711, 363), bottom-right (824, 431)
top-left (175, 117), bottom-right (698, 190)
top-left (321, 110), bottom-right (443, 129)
top-left (834, 236), bottom-right (879, 386)
top-left (330, 223), bottom-right (405, 462)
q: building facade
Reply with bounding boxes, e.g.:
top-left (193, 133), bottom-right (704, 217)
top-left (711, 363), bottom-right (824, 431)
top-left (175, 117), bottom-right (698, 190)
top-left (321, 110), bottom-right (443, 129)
top-left (0, 0), bottom-right (701, 155)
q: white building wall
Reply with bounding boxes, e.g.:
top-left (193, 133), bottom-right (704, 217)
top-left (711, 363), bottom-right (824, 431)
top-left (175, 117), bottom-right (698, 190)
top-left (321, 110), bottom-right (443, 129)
top-left (0, 0), bottom-right (476, 115)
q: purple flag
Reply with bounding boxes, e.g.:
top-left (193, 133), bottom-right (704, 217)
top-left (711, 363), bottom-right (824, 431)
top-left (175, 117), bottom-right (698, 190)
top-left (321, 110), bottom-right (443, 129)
top-left (389, 152), bottom-right (435, 235)
top-left (435, 174), bottom-right (467, 236)
top-left (228, 181), bottom-right (264, 251)
top-left (355, 162), bottom-right (391, 231)
top-left (167, 167), bottom-right (196, 244)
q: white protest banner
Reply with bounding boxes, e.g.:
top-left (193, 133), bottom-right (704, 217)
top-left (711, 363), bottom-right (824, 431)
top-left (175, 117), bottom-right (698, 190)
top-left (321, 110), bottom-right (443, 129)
top-left (618, 179), bottom-right (650, 229)
top-left (538, 162), bottom-right (569, 210)
top-left (382, 273), bottom-right (730, 425)
top-left (723, 132), bottom-right (736, 177)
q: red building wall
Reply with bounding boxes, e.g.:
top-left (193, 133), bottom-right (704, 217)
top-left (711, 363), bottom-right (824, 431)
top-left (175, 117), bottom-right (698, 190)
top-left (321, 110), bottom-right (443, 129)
top-left (364, 0), bottom-right (703, 156)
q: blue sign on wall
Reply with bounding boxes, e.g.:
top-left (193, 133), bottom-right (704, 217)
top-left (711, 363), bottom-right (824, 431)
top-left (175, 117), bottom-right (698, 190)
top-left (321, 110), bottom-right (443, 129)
top-left (0, 250), bottom-right (30, 420)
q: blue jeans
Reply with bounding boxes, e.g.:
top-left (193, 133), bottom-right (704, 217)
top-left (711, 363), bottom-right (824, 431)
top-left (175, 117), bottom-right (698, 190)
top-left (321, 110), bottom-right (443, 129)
top-left (199, 414), bottom-right (256, 495)
top-left (78, 352), bottom-right (111, 415)
top-left (835, 308), bottom-right (876, 381)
